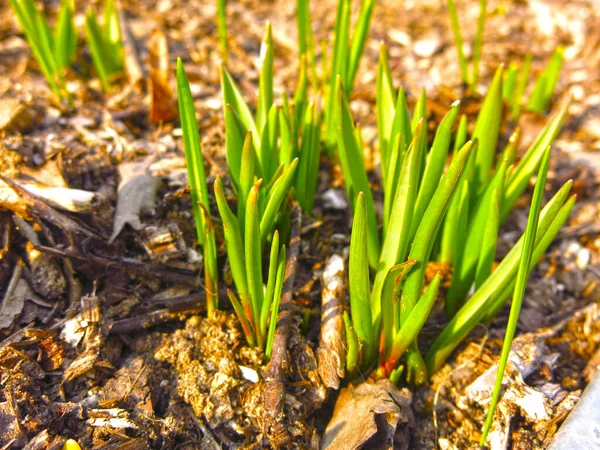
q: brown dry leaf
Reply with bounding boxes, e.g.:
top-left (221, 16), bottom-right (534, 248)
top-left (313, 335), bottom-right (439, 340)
top-left (322, 379), bottom-right (414, 450)
top-left (110, 157), bottom-right (159, 243)
top-left (148, 29), bottom-right (178, 124)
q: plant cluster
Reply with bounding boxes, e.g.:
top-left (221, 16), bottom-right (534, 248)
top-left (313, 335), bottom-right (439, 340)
top-left (84, 0), bottom-right (124, 92)
top-left (10, 0), bottom-right (76, 101)
top-left (10, 0), bottom-right (124, 100)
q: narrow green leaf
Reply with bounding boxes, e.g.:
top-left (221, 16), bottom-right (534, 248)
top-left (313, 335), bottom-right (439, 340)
top-left (349, 193), bottom-right (375, 367)
top-left (400, 141), bottom-right (472, 383)
top-left (258, 104), bottom-right (279, 183)
top-left (401, 141), bottom-right (473, 323)
top-left (296, 0), bottom-right (317, 87)
top-left (527, 45), bottom-right (564, 113)
top-left (510, 54), bottom-right (532, 121)
top-left (266, 245), bottom-right (286, 359)
top-left (293, 54), bottom-right (309, 131)
top-left (372, 125), bottom-right (424, 334)
top-left (472, 65), bottom-right (503, 195)
top-left (220, 65), bottom-right (260, 150)
top-left (237, 131), bottom-right (255, 227)
top-left (102, 0), bottom-right (123, 73)
top-left (502, 62), bottom-right (519, 105)
top-left (411, 89), bottom-right (427, 135)
top-left (261, 231), bottom-right (280, 337)
top-left (344, 311), bottom-right (359, 375)
top-left (440, 179), bottom-right (469, 267)
top-left (480, 146), bottom-right (551, 445)
top-left (503, 100), bottom-right (569, 220)
top-left (453, 114), bottom-right (468, 153)
top-left (215, 177), bottom-right (250, 315)
top-left (471, 0), bottom-right (487, 91)
top-left (336, 77), bottom-right (380, 268)
top-left (346, 0), bottom-right (376, 90)
top-left (411, 101), bottom-right (461, 240)
top-left (296, 101), bottom-right (322, 212)
top-left (217, 0), bottom-right (228, 62)
top-left (501, 127), bottom-right (520, 167)
top-left (474, 189), bottom-right (499, 288)
top-left (383, 133), bottom-right (404, 231)
top-left (377, 41), bottom-right (396, 180)
top-left (446, 159), bottom-right (507, 312)
top-left (483, 193), bottom-right (576, 321)
top-left (223, 105), bottom-right (248, 191)
top-left (446, 0), bottom-right (468, 86)
top-left (245, 181), bottom-right (265, 347)
top-left (260, 158), bottom-right (298, 242)
top-left (176, 59), bottom-right (210, 246)
top-left (201, 207), bottom-right (219, 316)
top-left (384, 273), bottom-right (441, 376)
top-left (389, 87), bottom-right (412, 154)
top-left (278, 96), bottom-right (295, 167)
top-left (381, 260), bottom-right (417, 359)
top-left (85, 8), bottom-right (111, 90)
top-left (53, 0), bottom-right (77, 69)
top-left (227, 290), bottom-right (255, 347)
top-left (256, 22), bottom-right (274, 133)
top-left (323, 0), bottom-right (351, 146)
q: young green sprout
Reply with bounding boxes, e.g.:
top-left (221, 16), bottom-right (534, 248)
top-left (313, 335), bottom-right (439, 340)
top-left (9, 0), bottom-right (75, 101)
top-left (446, 0), bottom-right (487, 92)
top-left (216, 0), bottom-right (228, 62)
top-left (322, 0), bottom-right (376, 147)
top-left (176, 59), bottom-right (219, 316)
top-left (339, 45), bottom-right (573, 388)
top-left (84, 0), bottom-right (124, 91)
top-left (214, 177), bottom-right (287, 358)
top-left (221, 22), bottom-right (322, 214)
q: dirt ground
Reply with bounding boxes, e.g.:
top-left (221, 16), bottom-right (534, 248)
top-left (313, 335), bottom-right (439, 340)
top-left (1, 0), bottom-right (599, 448)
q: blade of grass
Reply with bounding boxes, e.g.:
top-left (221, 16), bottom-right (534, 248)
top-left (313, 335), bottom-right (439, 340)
top-left (238, 131), bottom-right (256, 228)
top-left (224, 104), bottom-right (248, 191)
top-left (527, 45), bottom-right (564, 113)
top-left (227, 289), bottom-right (255, 346)
top-left (296, 0), bottom-right (317, 87)
top-left (296, 101), bottom-right (322, 213)
top-left (261, 231), bottom-right (280, 338)
top-left (480, 146), bottom-right (551, 445)
top-left (53, 0), bottom-right (77, 69)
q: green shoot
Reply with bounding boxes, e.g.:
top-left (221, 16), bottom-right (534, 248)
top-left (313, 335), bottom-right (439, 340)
top-left (338, 51), bottom-right (573, 385)
top-left (217, 0), bottom-right (228, 62)
top-left (215, 177), bottom-right (287, 356)
top-left (84, 0), bottom-right (124, 91)
top-left (446, 0), bottom-right (468, 86)
top-left (480, 147), bottom-right (551, 444)
top-left (471, 0), bottom-right (487, 91)
top-left (296, 0), bottom-right (318, 87)
top-left (176, 59), bottom-right (219, 315)
top-left (527, 46), bottom-right (565, 113)
top-left (9, 0), bottom-right (74, 101)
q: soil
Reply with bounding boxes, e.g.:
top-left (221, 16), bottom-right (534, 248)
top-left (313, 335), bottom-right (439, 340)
top-left (1, 0), bottom-right (599, 448)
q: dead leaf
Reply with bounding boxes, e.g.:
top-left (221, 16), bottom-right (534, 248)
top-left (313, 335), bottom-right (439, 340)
top-left (322, 379), bottom-right (414, 450)
top-left (148, 29), bottom-right (178, 123)
top-left (109, 158), bottom-right (159, 243)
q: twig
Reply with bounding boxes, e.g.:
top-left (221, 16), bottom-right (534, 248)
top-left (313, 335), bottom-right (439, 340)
top-left (263, 203), bottom-right (301, 447)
